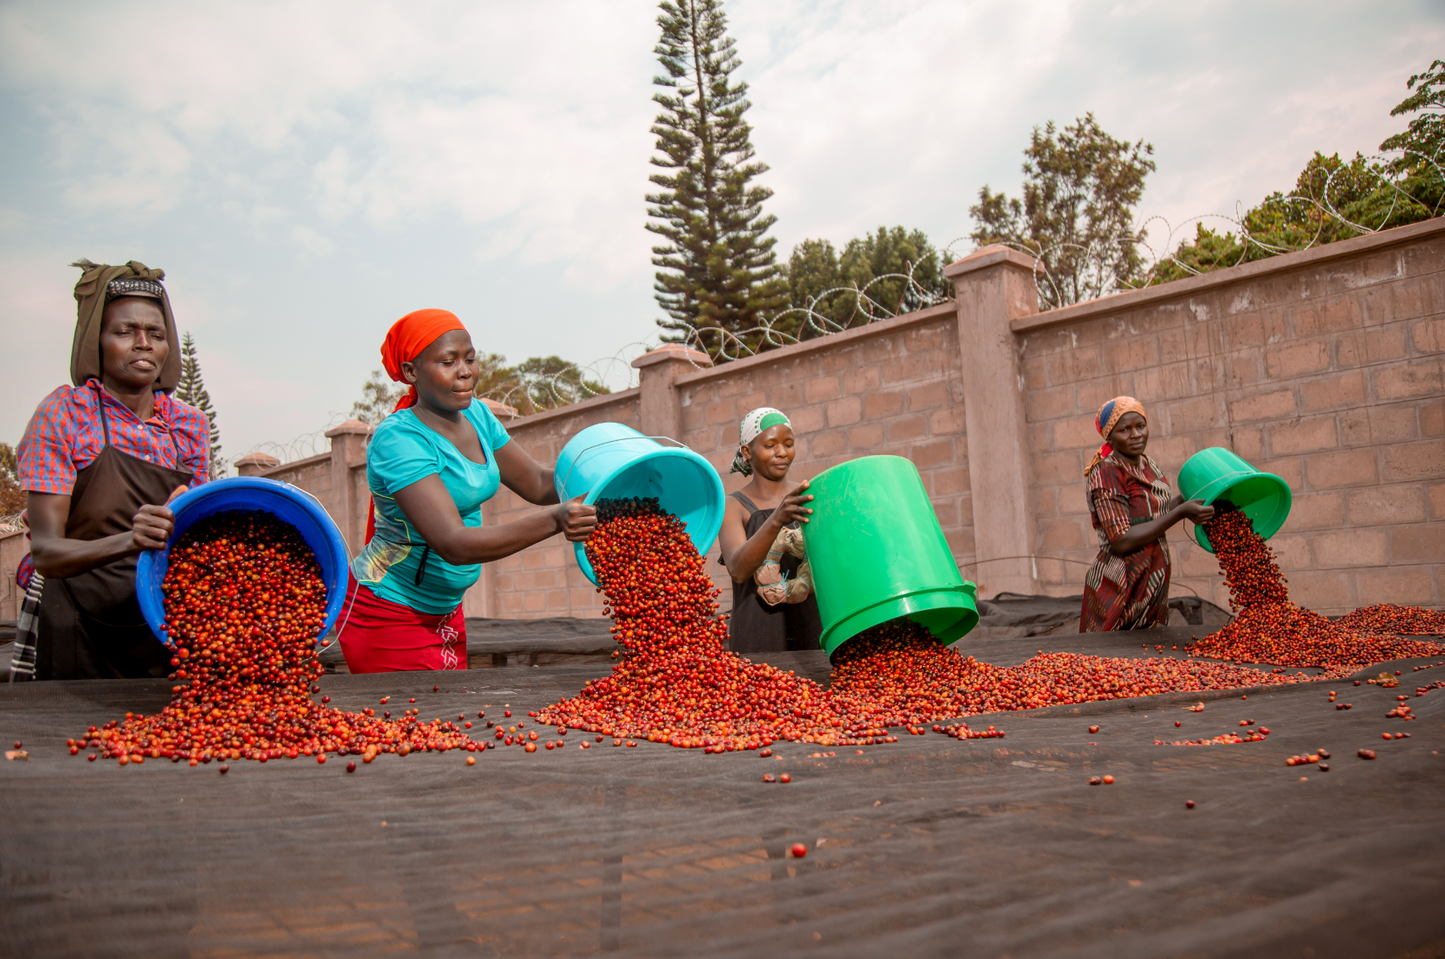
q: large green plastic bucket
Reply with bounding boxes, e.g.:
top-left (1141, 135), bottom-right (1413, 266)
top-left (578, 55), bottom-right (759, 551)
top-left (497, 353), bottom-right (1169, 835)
top-left (1177, 447), bottom-right (1292, 553)
top-left (805, 456), bottom-right (978, 656)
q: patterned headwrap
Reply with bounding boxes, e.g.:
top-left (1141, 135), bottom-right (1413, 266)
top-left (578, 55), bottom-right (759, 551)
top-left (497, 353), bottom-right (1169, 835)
top-left (366, 308), bottom-right (469, 543)
top-left (730, 407), bottom-right (792, 475)
top-left (69, 259), bottom-right (181, 391)
top-left (1085, 396), bottom-right (1147, 477)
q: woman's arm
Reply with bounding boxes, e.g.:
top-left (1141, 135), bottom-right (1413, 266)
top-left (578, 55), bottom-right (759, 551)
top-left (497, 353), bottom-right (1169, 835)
top-left (494, 441), bottom-right (559, 506)
top-left (718, 482), bottom-right (812, 583)
top-left (1106, 499), bottom-right (1214, 556)
top-left (28, 486), bottom-right (186, 578)
top-left (392, 475), bottom-right (594, 566)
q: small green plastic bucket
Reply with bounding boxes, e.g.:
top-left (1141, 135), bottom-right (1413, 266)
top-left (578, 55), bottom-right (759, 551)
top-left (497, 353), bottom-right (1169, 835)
top-left (1177, 447), bottom-right (1292, 553)
top-left (805, 456), bottom-right (978, 656)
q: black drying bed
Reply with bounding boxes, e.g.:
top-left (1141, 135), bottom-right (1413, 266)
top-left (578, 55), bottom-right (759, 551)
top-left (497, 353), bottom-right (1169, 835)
top-left (2, 625), bottom-right (1444, 959)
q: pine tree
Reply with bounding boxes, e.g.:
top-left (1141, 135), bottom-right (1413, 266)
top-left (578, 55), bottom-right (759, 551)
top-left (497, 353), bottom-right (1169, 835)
top-left (174, 332), bottom-right (224, 477)
top-left (646, 0), bottom-right (788, 360)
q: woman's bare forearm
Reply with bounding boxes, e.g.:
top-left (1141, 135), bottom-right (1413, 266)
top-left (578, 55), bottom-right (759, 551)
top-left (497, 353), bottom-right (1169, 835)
top-left (1108, 507), bottom-right (1185, 556)
top-left (425, 511), bottom-right (563, 566)
top-left (30, 530), bottom-right (138, 578)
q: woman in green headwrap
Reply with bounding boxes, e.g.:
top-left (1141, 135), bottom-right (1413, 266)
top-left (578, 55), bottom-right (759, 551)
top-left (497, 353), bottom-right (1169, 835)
top-left (716, 407), bottom-right (822, 653)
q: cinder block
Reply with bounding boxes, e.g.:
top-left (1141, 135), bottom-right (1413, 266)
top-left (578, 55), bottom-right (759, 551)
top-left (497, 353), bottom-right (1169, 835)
top-left (1268, 416), bottom-right (1339, 456)
top-left (1040, 519), bottom-right (1087, 548)
top-left (825, 396), bottom-right (863, 428)
top-left (1231, 427), bottom-right (1265, 461)
top-left (803, 376), bottom-right (841, 403)
top-left (1230, 389), bottom-right (1297, 423)
top-left (934, 467), bottom-right (970, 496)
top-left (1430, 481), bottom-right (1445, 520)
top-left (930, 408), bottom-right (965, 435)
top-left (533, 569), bottom-right (558, 590)
top-left (544, 589), bottom-right (569, 610)
top-left (523, 591), bottom-right (546, 612)
top-left (1340, 410), bottom-right (1370, 447)
top-left (909, 439), bottom-right (956, 469)
top-left (1265, 340), bottom-right (1331, 379)
top-left (1044, 346), bottom-right (1104, 385)
top-left (810, 431), bottom-right (846, 458)
top-left (1312, 528), bottom-right (1388, 567)
top-left (879, 355), bottom-right (925, 384)
top-left (1373, 362), bottom-right (1443, 401)
top-left (1389, 524), bottom-right (1445, 562)
top-left (886, 414), bottom-right (928, 442)
top-left (1368, 405), bottom-right (1420, 444)
top-left (1022, 356), bottom-right (1048, 390)
top-left (1298, 372), bottom-right (1367, 413)
top-left (1304, 449), bottom-right (1378, 489)
top-left (1035, 450), bottom-right (1084, 485)
top-left (522, 550), bottom-right (546, 570)
top-left (1288, 491), bottom-right (1347, 529)
top-left (1268, 532), bottom-right (1312, 569)
top-left (1347, 486), bottom-right (1427, 526)
top-left (1363, 327), bottom-right (1408, 363)
top-left (1222, 311), bottom-right (1288, 348)
top-left (1053, 415), bottom-right (1099, 450)
top-left (790, 406), bottom-right (825, 433)
top-left (1409, 315), bottom-right (1445, 353)
top-left (1295, 297), bottom-right (1362, 336)
top-left (846, 423), bottom-right (885, 449)
top-left (1285, 570), bottom-right (1355, 613)
top-left (908, 381), bottom-right (949, 410)
top-left (1352, 566), bottom-right (1436, 607)
top-left (1026, 386), bottom-right (1075, 421)
top-left (705, 399), bottom-right (738, 425)
top-left (1105, 336), bottom-right (1160, 373)
top-left (865, 391), bottom-right (905, 418)
top-left (1423, 401), bottom-right (1444, 437)
top-left (569, 587), bottom-right (597, 608)
top-left (841, 365), bottom-right (881, 394)
top-left (1381, 441), bottom-right (1445, 481)
top-left (717, 376), bottom-right (752, 398)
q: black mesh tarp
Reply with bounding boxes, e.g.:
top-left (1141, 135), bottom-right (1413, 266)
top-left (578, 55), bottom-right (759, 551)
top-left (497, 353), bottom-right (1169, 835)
top-left (3, 625), bottom-right (1444, 959)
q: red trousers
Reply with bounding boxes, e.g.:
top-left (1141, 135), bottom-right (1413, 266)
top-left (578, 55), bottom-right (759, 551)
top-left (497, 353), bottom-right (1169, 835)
top-left (336, 578), bottom-right (467, 673)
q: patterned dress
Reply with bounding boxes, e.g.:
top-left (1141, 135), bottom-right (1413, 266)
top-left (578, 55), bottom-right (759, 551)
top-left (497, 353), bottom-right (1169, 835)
top-left (1080, 452), bottom-right (1174, 632)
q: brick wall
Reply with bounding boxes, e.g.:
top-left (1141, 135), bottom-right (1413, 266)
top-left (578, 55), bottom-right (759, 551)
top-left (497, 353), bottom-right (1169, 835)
top-left (1016, 219), bottom-right (1445, 614)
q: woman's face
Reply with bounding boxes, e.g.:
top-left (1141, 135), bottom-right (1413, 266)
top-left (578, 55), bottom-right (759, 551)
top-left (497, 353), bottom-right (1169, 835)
top-left (744, 424), bottom-right (795, 480)
top-left (100, 297), bottom-right (169, 391)
top-left (1108, 411), bottom-right (1149, 458)
top-left (402, 329), bottom-right (478, 413)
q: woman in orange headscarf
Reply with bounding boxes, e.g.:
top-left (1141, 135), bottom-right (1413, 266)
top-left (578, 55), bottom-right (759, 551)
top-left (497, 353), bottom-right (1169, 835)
top-left (1080, 396), bottom-right (1214, 632)
top-left (336, 310), bottom-right (595, 672)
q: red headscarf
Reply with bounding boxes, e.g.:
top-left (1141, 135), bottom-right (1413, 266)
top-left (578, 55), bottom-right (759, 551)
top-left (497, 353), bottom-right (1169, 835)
top-left (380, 308), bottom-right (468, 414)
top-left (366, 309), bottom-right (469, 542)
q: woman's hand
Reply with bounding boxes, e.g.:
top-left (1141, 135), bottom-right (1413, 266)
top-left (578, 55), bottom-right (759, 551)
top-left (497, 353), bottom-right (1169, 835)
top-left (768, 481), bottom-right (814, 529)
top-left (131, 485), bottom-right (188, 552)
top-left (553, 496), bottom-right (597, 542)
top-left (1176, 498), bottom-right (1214, 524)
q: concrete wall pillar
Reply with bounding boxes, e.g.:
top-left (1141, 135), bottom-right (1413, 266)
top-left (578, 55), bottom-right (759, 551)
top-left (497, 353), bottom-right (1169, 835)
top-left (324, 420), bottom-right (373, 556)
top-left (945, 245), bottom-right (1042, 596)
top-left (234, 452), bottom-right (279, 477)
top-left (631, 344), bottom-right (712, 440)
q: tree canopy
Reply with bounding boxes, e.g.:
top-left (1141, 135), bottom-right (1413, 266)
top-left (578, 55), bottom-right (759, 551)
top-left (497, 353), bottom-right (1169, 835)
top-left (1151, 61), bottom-right (1444, 284)
top-left (646, 0), bottom-right (788, 359)
top-left (781, 227), bottom-right (951, 340)
top-left (969, 113), bottom-right (1155, 310)
top-left (173, 332), bottom-right (225, 477)
top-left (351, 353), bottom-right (609, 424)
top-left (0, 442), bottom-right (23, 516)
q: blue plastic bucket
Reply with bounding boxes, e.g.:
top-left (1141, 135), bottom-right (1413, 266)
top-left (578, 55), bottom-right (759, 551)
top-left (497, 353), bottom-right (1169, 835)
top-left (134, 476), bottom-right (350, 647)
top-left (554, 423), bottom-right (726, 584)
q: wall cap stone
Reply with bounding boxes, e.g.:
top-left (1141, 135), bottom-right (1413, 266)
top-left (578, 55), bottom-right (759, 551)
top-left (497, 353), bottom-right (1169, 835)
top-left (943, 244), bottom-right (1038, 278)
top-left (1012, 216), bottom-right (1445, 334)
top-left (325, 419), bottom-right (373, 437)
top-left (252, 451), bottom-right (330, 476)
top-left (631, 344), bottom-right (713, 370)
top-left (499, 386), bottom-right (641, 430)
top-left (673, 300), bottom-right (958, 388)
top-left (481, 397), bottom-right (521, 419)
top-left (234, 452), bottom-right (281, 468)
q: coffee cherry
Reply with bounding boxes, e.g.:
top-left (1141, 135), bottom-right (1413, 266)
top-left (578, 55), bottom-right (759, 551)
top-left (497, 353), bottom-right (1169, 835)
top-left (790, 843), bottom-right (807, 858)
top-left (779, 773), bottom-right (791, 783)
top-left (1185, 800), bottom-right (1195, 809)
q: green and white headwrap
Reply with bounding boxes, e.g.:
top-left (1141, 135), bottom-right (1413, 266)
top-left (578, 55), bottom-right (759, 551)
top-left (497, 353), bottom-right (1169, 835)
top-left (730, 407), bottom-right (792, 475)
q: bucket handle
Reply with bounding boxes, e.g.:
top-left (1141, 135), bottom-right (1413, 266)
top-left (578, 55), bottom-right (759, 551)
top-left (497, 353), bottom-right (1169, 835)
top-left (558, 435), bottom-right (689, 495)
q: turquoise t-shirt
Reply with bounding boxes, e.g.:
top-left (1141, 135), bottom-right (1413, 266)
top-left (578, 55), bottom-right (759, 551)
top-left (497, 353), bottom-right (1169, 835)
top-left (352, 401), bottom-right (511, 614)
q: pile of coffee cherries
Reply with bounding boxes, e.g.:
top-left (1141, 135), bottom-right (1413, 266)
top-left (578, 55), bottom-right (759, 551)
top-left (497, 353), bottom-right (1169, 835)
top-left (1338, 603), bottom-right (1445, 635)
top-left (76, 512), bottom-right (475, 766)
top-left (1186, 508), bottom-right (1445, 677)
top-left (540, 499), bottom-right (1299, 750)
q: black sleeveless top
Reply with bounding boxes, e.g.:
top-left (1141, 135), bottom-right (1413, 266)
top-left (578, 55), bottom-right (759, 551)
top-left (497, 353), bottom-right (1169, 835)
top-left (724, 492), bottom-right (822, 654)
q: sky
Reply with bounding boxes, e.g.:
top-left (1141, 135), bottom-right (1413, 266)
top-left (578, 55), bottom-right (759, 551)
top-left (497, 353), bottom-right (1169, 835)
top-left (1, 0), bottom-right (1440, 464)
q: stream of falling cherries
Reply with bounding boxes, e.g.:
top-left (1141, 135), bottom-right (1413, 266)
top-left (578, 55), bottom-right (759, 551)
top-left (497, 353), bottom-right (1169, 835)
top-left (75, 499), bottom-right (1445, 765)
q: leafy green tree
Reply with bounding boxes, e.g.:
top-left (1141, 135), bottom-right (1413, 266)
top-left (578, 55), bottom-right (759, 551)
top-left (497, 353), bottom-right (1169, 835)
top-left (1381, 58), bottom-right (1445, 172)
top-left (646, 0), bottom-right (788, 359)
top-left (350, 369), bottom-right (406, 426)
top-left (782, 227), bottom-right (951, 339)
top-left (970, 113), bottom-right (1155, 309)
top-left (0, 442), bottom-right (24, 515)
top-left (173, 332), bottom-right (225, 477)
top-left (508, 357), bottom-right (610, 415)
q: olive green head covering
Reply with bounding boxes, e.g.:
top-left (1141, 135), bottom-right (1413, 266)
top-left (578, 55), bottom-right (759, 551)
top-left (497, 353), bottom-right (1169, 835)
top-left (69, 258), bottom-right (181, 392)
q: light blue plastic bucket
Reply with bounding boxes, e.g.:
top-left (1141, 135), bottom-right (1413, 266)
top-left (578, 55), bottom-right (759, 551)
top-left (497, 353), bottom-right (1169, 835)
top-left (555, 423), bottom-right (726, 585)
top-left (134, 476), bottom-right (350, 647)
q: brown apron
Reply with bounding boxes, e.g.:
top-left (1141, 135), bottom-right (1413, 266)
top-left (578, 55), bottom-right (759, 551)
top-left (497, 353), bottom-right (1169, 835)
top-left (35, 390), bottom-right (194, 680)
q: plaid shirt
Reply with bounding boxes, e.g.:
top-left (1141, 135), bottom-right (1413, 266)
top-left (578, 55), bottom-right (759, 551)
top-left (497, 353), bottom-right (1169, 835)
top-left (18, 380), bottom-right (211, 494)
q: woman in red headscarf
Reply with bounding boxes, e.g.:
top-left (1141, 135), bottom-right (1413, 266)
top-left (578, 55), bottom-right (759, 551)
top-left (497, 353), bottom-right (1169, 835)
top-left (336, 310), bottom-right (595, 672)
top-left (1080, 396), bottom-right (1214, 633)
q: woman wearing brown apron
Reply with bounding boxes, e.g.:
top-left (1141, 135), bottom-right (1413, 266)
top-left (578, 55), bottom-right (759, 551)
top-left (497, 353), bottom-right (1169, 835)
top-left (17, 261), bottom-right (211, 680)
top-left (716, 407), bottom-right (822, 654)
